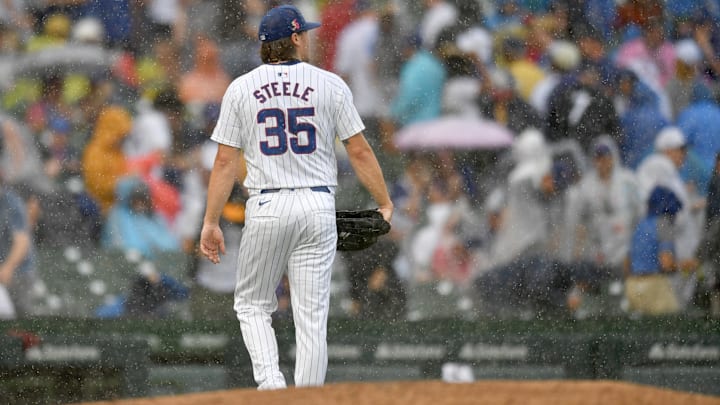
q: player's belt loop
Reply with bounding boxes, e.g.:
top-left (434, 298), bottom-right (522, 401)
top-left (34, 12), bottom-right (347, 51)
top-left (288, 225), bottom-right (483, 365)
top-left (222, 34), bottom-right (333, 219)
top-left (309, 186), bottom-right (330, 193)
top-left (260, 186), bottom-right (330, 194)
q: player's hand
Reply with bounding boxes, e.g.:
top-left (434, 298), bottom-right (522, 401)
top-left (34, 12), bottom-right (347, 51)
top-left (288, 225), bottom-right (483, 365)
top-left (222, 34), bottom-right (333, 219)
top-left (378, 204), bottom-right (394, 224)
top-left (200, 223), bottom-right (226, 264)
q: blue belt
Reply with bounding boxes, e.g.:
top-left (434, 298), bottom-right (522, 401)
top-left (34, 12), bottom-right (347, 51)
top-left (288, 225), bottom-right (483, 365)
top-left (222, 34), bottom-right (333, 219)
top-left (260, 186), bottom-right (330, 194)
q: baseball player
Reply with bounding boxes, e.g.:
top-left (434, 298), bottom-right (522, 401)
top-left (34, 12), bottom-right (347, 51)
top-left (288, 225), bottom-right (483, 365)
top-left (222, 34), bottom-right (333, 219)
top-left (199, 5), bottom-right (393, 390)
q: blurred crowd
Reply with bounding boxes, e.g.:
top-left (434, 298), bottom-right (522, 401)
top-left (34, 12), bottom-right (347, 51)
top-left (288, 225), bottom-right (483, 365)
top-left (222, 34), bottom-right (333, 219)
top-left (1, 0), bottom-right (720, 322)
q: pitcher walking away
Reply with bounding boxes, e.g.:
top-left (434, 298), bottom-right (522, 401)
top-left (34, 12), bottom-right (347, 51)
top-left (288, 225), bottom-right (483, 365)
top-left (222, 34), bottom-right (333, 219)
top-left (199, 5), bottom-right (393, 390)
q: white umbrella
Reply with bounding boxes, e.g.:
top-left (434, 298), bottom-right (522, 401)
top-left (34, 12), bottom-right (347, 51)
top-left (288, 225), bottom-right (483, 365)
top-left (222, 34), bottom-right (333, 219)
top-left (394, 116), bottom-right (514, 151)
top-left (13, 44), bottom-right (115, 79)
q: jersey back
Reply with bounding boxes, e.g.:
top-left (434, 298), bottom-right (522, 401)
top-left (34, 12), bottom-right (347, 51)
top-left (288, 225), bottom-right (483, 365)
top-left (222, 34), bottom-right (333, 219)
top-left (211, 61), bottom-right (365, 191)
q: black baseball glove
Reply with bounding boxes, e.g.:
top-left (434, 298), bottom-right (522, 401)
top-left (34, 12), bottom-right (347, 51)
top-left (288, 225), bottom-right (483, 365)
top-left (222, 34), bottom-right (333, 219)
top-left (336, 209), bottom-right (391, 251)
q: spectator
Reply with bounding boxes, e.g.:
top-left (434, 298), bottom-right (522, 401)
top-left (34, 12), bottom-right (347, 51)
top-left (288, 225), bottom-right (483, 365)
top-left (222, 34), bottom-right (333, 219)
top-left (615, 0), bottom-right (664, 34)
top-left (25, 73), bottom-right (73, 129)
top-left (0, 0), bottom-right (32, 40)
top-left (636, 127), bottom-right (702, 310)
top-left (95, 268), bottom-right (189, 319)
top-left (409, 152), bottom-right (480, 286)
top-left (706, 153), bottom-right (720, 226)
top-left (666, 39), bottom-right (712, 120)
top-left (545, 63), bottom-right (622, 153)
top-left (390, 26), bottom-right (451, 127)
top-left (102, 176), bottom-right (181, 259)
top-left (0, 112), bottom-right (54, 194)
top-left (484, 0), bottom-right (524, 32)
top-left (485, 128), bottom-right (554, 268)
top-left (614, 17), bottom-right (674, 116)
top-left (342, 239), bottom-right (406, 320)
top-left (41, 116), bottom-right (82, 185)
top-left (697, 153), bottom-right (720, 317)
top-left (81, 0), bottom-right (133, 49)
top-left (499, 36), bottom-right (546, 102)
top-left (315, 0), bottom-right (356, 71)
top-left (419, 0), bottom-right (458, 50)
top-left (616, 69), bottom-right (669, 169)
top-left (572, 21), bottom-right (614, 84)
top-left (441, 47), bottom-right (481, 118)
top-left (0, 168), bottom-right (37, 318)
top-left (136, 35), bottom-right (181, 101)
top-left (375, 4), bottom-right (412, 108)
top-left (25, 12), bottom-right (71, 52)
top-left (140, 0), bottom-right (187, 46)
top-left (477, 68), bottom-right (542, 136)
top-left (676, 80), bottom-right (720, 191)
top-left (625, 185), bottom-right (683, 316)
top-left (563, 136), bottom-right (642, 278)
top-left (82, 105), bottom-right (133, 215)
top-left (178, 34), bottom-right (231, 107)
top-left (374, 5), bottom-right (413, 178)
top-left (216, 0), bottom-right (263, 78)
top-left (692, 15), bottom-right (720, 85)
top-left (334, 1), bottom-right (384, 156)
top-left (386, 153), bottom-right (434, 283)
top-left (529, 40), bottom-right (581, 117)
top-left (125, 91), bottom-right (173, 170)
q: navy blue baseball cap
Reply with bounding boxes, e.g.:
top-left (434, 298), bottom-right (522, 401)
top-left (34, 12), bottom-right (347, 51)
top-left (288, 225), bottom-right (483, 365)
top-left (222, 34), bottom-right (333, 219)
top-left (258, 5), bottom-right (321, 42)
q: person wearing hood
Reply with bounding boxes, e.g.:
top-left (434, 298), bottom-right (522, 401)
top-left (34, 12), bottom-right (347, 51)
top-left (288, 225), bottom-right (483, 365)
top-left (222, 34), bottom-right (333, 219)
top-left (82, 105), bottom-right (133, 214)
top-left (666, 39), bottom-right (714, 120)
top-left (676, 80), bottom-right (720, 187)
top-left (615, 69), bottom-right (669, 169)
top-left (563, 135), bottom-right (643, 278)
top-left (474, 130), bottom-right (591, 316)
top-left (625, 186), bottom-right (684, 315)
top-left (486, 127), bottom-right (554, 268)
top-left (636, 126), bottom-right (703, 310)
top-left (544, 61), bottom-right (622, 153)
top-left (529, 39), bottom-right (580, 117)
top-left (101, 176), bottom-right (180, 259)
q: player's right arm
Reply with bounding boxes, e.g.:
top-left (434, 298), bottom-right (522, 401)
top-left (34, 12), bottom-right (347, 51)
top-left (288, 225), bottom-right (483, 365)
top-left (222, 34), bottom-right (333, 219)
top-left (343, 133), bottom-right (394, 223)
top-left (200, 144), bottom-right (244, 264)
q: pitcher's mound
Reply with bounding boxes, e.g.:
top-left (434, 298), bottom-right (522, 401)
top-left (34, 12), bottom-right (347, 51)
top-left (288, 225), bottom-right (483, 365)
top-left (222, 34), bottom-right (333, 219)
top-left (81, 380), bottom-right (720, 405)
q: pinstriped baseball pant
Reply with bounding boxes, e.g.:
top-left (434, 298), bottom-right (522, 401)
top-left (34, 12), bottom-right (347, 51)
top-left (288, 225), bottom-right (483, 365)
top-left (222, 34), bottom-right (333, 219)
top-left (234, 188), bottom-right (337, 389)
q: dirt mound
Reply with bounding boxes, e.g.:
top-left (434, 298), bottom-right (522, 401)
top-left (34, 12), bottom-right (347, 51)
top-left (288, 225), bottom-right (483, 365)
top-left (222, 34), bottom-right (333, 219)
top-left (78, 380), bottom-right (720, 405)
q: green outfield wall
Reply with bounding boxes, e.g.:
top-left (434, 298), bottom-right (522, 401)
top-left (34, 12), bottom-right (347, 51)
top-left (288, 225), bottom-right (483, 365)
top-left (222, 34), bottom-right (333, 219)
top-left (1, 317), bottom-right (718, 403)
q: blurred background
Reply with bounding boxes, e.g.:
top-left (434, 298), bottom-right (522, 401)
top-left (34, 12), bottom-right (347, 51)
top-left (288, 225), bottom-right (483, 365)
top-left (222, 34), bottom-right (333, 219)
top-left (0, 0), bottom-right (719, 403)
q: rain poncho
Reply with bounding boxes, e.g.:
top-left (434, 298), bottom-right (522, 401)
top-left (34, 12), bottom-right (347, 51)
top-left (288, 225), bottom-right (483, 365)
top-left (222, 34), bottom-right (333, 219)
top-left (82, 106), bottom-right (132, 214)
top-left (488, 128), bottom-right (553, 267)
top-left (563, 136), bottom-right (642, 267)
top-left (636, 153), bottom-right (701, 261)
top-left (101, 176), bottom-right (180, 259)
top-left (676, 84), bottom-right (720, 178)
top-left (390, 49), bottom-right (446, 127)
top-left (619, 76), bottom-right (669, 169)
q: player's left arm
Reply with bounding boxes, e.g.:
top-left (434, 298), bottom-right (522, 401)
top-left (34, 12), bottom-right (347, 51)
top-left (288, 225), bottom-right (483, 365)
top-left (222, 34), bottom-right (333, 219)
top-left (343, 133), bottom-right (394, 223)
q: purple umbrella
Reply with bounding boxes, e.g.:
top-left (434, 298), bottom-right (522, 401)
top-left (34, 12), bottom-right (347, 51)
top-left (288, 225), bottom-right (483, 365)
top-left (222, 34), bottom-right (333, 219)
top-left (394, 116), bottom-right (514, 151)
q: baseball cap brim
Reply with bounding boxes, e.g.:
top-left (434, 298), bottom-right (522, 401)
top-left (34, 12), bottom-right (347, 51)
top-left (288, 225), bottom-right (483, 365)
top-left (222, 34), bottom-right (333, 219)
top-left (301, 22), bottom-right (321, 32)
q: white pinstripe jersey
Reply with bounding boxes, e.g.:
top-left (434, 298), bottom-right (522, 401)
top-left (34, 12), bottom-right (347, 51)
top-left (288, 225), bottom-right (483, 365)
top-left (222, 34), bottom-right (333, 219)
top-left (211, 60), bottom-right (365, 191)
